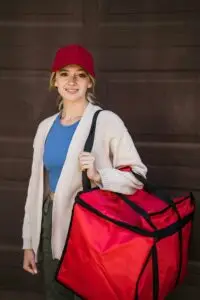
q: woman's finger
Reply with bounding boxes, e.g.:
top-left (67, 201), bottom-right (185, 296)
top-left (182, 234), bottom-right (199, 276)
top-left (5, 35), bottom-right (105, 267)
top-left (79, 158), bottom-right (94, 164)
top-left (23, 262), bottom-right (37, 275)
top-left (80, 163), bottom-right (92, 170)
top-left (23, 265), bottom-right (34, 274)
top-left (80, 151), bottom-right (91, 155)
top-left (79, 152), bottom-right (94, 158)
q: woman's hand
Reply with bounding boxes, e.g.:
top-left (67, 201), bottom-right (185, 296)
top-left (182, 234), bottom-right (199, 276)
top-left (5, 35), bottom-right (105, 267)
top-left (23, 249), bottom-right (38, 275)
top-left (79, 152), bottom-right (101, 183)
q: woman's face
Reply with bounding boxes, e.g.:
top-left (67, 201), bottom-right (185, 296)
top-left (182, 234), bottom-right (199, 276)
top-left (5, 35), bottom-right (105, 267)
top-left (54, 64), bottom-right (92, 102)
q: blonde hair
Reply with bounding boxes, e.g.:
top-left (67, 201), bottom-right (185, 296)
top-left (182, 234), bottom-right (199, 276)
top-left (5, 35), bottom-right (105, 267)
top-left (49, 70), bottom-right (98, 112)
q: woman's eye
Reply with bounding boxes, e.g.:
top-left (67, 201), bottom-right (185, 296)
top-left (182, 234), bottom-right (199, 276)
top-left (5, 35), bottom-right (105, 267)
top-left (78, 73), bottom-right (87, 78)
top-left (60, 72), bottom-right (68, 77)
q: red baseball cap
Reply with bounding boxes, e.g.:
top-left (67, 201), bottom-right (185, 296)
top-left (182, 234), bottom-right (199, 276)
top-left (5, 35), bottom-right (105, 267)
top-left (51, 44), bottom-right (95, 77)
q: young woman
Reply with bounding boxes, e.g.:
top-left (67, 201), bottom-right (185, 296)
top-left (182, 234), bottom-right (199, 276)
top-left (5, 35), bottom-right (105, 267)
top-left (22, 44), bottom-right (147, 300)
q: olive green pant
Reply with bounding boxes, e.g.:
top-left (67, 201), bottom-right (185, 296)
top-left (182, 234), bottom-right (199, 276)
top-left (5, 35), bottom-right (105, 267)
top-left (39, 197), bottom-right (81, 300)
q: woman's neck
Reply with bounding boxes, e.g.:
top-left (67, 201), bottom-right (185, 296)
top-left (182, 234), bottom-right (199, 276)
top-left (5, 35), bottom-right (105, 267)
top-left (61, 99), bottom-right (88, 120)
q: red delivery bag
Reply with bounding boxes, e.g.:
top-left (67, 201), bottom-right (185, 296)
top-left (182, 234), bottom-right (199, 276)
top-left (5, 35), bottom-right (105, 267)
top-left (56, 111), bottom-right (195, 300)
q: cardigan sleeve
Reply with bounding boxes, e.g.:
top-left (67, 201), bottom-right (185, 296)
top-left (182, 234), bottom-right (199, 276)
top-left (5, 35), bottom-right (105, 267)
top-left (97, 126), bottom-right (147, 195)
top-left (22, 129), bottom-right (39, 249)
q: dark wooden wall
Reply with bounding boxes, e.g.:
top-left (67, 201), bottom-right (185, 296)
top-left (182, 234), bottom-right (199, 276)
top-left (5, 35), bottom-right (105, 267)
top-left (0, 1), bottom-right (200, 298)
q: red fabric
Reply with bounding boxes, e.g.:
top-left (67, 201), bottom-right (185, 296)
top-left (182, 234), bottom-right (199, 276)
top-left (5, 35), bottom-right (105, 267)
top-left (51, 44), bottom-right (95, 77)
top-left (56, 173), bottom-right (194, 300)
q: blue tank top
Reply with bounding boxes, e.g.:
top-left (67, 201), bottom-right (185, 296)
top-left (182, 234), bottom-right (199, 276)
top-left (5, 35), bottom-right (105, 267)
top-left (43, 115), bottom-right (79, 192)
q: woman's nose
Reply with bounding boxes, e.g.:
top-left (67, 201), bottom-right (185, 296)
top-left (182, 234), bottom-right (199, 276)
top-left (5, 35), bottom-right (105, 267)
top-left (67, 74), bottom-right (77, 85)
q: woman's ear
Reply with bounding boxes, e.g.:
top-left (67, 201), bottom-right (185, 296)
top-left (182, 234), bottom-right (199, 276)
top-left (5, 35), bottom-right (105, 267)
top-left (88, 81), bottom-right (92, 89)
top-left (54, 80), bottom-right (58, 87)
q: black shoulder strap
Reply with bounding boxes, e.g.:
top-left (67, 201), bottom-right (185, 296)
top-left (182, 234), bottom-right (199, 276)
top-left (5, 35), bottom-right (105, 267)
top-left (83, 110), bottom-right (102, 152)
top-left (82, 110), bottom-right (102, 191)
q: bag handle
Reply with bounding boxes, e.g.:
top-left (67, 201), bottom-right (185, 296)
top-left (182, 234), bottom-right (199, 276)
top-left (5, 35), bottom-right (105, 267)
top-left (82, 110), bottom-right (102, 191)
top-left (132, 171), bottom-right (181, 218)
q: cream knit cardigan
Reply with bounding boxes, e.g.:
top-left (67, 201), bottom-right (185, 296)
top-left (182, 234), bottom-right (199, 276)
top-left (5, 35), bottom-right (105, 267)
top-left (22, 103), bottom-right (147, 260)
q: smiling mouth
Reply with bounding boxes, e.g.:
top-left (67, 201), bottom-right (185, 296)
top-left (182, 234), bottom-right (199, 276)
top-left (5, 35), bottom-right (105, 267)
top-left (64, 88), bottom-right (79, 93)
